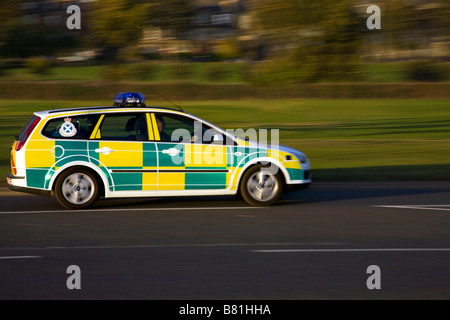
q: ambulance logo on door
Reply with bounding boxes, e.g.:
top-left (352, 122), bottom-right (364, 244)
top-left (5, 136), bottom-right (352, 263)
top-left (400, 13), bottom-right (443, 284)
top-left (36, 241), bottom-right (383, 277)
top-left (59, 117), bottom-right (77, 137)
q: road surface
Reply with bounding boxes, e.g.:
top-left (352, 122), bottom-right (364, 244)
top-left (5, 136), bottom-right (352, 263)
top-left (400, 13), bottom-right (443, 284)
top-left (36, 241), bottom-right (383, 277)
top-left (0, 182), bottom-right (449, 300)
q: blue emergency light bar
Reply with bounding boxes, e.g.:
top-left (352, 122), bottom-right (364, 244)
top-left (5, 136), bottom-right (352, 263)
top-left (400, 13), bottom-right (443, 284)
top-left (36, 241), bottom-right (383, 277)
top-left (113, 92), bottom-right (146, 107)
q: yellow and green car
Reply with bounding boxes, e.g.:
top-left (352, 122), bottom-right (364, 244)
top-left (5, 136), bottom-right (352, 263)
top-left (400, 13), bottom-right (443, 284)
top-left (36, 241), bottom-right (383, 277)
top-left (7, 93), bottom-right (311, 209)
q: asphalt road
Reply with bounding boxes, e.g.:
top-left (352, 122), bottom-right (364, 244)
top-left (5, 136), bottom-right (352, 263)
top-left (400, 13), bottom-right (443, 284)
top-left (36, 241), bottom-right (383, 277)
top-left (0, 182), bottom-right (449, 300)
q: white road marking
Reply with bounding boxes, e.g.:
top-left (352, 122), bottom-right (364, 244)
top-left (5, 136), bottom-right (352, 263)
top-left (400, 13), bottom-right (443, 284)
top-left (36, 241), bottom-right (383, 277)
top-left (372, 205), bottom-right (450, 212)
top-left (251, 248), bottom-right (450, 253)
top-left (0, 242), bottom-right (344, 251)
top-left (0, 206), bottom-right (260, 215)
top-left (0, 256), bottom-right (42, 260)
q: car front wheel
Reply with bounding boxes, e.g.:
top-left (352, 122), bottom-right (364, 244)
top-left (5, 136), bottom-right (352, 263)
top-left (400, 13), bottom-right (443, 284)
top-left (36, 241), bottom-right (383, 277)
top-left (240, 164), bottom-right (283, 206)
top-left (55, 168), bottom-right (99, 210)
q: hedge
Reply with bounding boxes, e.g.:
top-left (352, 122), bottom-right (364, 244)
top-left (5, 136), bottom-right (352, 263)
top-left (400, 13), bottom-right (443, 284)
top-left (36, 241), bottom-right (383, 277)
top-left (0, 81), bottom-right (449, 100)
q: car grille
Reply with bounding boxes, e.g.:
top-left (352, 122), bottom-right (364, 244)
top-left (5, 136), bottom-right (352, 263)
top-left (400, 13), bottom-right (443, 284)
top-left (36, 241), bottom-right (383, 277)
top-left (303, 170), bottom-right (312, 180)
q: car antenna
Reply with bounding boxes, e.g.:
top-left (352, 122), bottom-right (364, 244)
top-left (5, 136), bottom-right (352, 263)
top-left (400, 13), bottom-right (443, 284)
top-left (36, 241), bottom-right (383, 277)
top-left (44, 84), bottom-right (54, 110)
top-left (147, 87), bottom-right (184, 112)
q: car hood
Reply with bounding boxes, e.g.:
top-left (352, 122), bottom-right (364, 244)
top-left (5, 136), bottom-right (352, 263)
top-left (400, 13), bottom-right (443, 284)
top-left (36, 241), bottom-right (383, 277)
top-left (245, 140), bottom-right (307, 159)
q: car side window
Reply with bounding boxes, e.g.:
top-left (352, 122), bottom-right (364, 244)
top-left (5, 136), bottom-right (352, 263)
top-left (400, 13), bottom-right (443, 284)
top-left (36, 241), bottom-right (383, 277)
top-left (42, 114), bottom-right (100, 139)
top-left (154, 113), bottom-right (226, 144)
top-left (98, 113), bottom-right (148, 141)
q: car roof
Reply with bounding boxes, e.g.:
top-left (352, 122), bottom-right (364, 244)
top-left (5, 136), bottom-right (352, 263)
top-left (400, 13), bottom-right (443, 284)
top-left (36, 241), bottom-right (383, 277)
top-left (35, 105), bottom-right (188, 118)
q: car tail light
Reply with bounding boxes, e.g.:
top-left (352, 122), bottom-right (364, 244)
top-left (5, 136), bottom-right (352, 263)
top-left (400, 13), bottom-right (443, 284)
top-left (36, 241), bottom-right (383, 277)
top-left (11, 146), bottom-right (17, 176)
top-left (15, 116), bottom-right (41, 151)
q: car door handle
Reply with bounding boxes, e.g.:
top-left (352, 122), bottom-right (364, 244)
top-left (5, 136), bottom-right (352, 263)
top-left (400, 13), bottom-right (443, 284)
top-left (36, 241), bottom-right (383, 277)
top-left (95, 147), bottom-right (114, 155)
top-left (162, 148), bottom-right (180, 156)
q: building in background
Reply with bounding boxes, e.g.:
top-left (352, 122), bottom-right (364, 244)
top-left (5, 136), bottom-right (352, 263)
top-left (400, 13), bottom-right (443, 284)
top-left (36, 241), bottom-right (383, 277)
top-left (138, 0), bottom-right (249, 61)
top-left (189, 0), bottom-right (247, 41)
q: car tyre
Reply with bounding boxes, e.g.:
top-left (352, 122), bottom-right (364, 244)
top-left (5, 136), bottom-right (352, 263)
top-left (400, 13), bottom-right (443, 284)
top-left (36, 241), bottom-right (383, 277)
top-left (240, 164), bottom-right (283, 207)
top-left (55, 168), bottom-right (99, 210)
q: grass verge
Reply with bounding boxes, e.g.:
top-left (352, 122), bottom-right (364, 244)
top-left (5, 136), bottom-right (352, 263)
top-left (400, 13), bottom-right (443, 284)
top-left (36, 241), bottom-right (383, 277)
top-left (1, 98), bottom-right (449, 184)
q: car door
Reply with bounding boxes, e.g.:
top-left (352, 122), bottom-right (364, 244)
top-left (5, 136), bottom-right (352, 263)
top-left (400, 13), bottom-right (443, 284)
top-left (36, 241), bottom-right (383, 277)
top-left (150, 112), bottom-right (230, 191)
top-left (88, 112), bottom-right (158, 192)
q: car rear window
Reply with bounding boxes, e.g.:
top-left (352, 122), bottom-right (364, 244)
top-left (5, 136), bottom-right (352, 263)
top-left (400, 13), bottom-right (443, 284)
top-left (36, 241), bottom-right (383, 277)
top-left (14, 115), bottom-right (41, 151)
top-left (17, 115), bottom-right (40, 141)
top-left (42, 114), bottom-right (101, 139)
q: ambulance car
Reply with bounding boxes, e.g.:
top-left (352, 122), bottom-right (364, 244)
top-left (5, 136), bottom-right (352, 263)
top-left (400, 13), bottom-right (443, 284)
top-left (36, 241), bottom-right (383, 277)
top-left (7, 93), bottom-right (311, 209)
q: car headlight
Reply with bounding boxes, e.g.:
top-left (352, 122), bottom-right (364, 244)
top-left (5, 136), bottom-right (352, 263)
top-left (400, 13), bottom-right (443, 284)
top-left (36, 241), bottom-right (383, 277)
top-left (299, 155), bottom-right (309, 164)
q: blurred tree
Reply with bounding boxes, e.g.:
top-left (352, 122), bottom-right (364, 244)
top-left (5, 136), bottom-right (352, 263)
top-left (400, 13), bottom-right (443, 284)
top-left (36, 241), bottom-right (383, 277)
top-left (382, 0), bottom-right (418, 50)
top-left (91, 0), bottom-right (194, 61)
top-left (0, 0), bottom-right (21, 57)
top-left (90, 0), bottom-right (152, 61)
top-left (148, 0), bottom-right (194, 39)
top-left (0, 0), bottom-right (21, 39)
top-left (2, 24), bottom-right (77, 59)
top-left (250, 0), bottom-right (363, 82)
top-left (0, 1), bottom-right (77, 59)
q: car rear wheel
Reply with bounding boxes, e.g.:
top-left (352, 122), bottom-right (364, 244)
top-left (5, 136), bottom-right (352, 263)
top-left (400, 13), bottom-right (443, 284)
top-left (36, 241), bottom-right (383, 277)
top-left (55, 168), bottom-right (99, 210)
top-left (240, 164), bottom-right (282, 206)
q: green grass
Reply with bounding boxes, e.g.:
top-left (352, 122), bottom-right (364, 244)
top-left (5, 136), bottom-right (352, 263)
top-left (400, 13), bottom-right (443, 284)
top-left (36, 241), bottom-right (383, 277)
top-left (1, 99), bottom-right (450, 183)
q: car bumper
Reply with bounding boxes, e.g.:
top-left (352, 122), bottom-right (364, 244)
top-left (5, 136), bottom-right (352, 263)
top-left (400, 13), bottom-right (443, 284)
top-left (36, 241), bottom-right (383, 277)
top-left (6, 172), bottom-right (51, 197)
top-left (284, 169), bottom-right (311, 193)
top-left (285, 182), bottom-right (311, 193)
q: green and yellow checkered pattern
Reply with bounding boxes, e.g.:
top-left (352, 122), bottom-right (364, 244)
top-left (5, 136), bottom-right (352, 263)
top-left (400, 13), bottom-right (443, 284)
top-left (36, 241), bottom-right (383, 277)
top-left (18, 110), bottom-right (304, 192)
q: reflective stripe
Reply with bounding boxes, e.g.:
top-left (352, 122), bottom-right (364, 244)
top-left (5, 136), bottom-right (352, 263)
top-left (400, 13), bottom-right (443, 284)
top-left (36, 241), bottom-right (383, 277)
top-left (151, 113), bottom-right (160, 141)
top-left (89, 114), bottom-right (105, 139)
top-left (112, 169), bottom-right (230, 173)
top-left (146, 113), bottom-right (154, 140)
